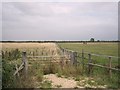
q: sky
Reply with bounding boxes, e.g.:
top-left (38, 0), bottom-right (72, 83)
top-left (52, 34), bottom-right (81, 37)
top-left (2, 2), bottom-right (118, 41)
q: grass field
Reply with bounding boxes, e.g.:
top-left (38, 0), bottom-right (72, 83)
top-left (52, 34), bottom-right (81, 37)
top-left (2, 43), bottom-right (62, 88)
top-left (58, 42), bottom-right (119, 88)
top-left (58, 42), bottom-right (118, 56)
top-left (1, 42), bottom-right (120, 88)
top-left (58, 42), bottom-right (119, 68)
top-left (2, 43), bottom-right (61, 56)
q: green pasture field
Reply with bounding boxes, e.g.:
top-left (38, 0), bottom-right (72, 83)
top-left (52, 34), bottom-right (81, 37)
top-left (58, 42), bottom-right (119, 69)
top-left (58, 42), bottom-right (118, 56)
top-left (58, 42), bottom-right (119, 88)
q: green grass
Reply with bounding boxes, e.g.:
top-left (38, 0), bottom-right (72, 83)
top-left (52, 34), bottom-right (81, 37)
top-left (58, 42), bottom-right (119, 88)
top-left (2, 42), bottom-right (119, 88)
top-left (58, 42), bottom-right (119, 67)
top-left (58, 42), bottom-right (119, 69)
top-left (59, 43), bottom-right (118, 56)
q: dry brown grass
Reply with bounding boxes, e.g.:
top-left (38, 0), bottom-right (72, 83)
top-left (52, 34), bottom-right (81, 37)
top-left (1, 43), bottom-right (61, 55)
top-left (2, 43), bottom-right (55, 49)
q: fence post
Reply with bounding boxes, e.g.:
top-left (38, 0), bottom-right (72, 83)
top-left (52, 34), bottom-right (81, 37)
top-left (108, 56), bottom-right (112, 78)
top-left (73, 52), bottom-right (77, 66)
top-left (88, 53), bottom-right (92, 76)
top-left (22, 52), bottom-right (28, 77)
top-left (63, 49), bottom-right (65, 55)
top-left (2, 51), bottom-right (4, 59)
top-left (15, 64), bottom-right (19, 77)
top-left (70, 51), bottom-right (77, 65)
top-left (70, 51), bottom-right (73, 65)
top-left (82, 49), bottom-right (84, 70)
top-left (64, 49), bottom-right (66, 55)
top-left (61, 56), bottom-right (64, 69)
top-left (33, 51), bottom-right (35, 56)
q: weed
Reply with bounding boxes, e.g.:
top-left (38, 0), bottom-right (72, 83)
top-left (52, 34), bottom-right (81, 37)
top-left (56, 85), bottom-right (62, 88)
top-left (40, 80), bottom-right (52, 88)
top-left (75, 76), bottom-right (80, 81)
top-left (36, 69), bottom-right (43, 82)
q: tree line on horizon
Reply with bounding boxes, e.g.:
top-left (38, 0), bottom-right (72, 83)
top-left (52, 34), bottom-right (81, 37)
top-left (1, 40), bottom-right (119, 43)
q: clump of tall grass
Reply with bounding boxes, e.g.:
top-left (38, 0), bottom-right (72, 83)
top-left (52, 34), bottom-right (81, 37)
top-left (41, 61), bottom-right (83, 78)
top-left (40, 80), bottom-right (52, 89)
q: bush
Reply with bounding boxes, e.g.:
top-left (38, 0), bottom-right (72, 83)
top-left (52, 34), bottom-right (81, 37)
top-left (2, 59), bottom-right (15, 88)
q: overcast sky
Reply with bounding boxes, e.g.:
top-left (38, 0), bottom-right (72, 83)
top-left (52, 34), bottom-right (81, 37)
top-left (2, 2), bottom-right (118, 41)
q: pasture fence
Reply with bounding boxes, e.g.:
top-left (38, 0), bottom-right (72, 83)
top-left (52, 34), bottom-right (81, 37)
top-left (56, 43), bottom-right (120, 77)
top-left (13, 51), bottom-right (71, 77)
top-left (14, 52), bottom-right (28, 78)
top-left (12, 43), bottom-right (120, 78)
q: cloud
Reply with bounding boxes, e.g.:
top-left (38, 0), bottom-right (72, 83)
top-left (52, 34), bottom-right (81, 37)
top-left (0, 2), bottom-right (2, 41)
top-left (2, 2), bottom-right (118, 41)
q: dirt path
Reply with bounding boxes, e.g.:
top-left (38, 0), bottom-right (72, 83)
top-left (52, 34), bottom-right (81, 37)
top-left (43, 74), bottom-right (107, 88)
top-left (44, 74), bottom-right (82, 88)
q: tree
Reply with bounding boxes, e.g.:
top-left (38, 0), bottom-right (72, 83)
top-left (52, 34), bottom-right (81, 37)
top-left (97, 40), bottom-right (100, 42)
top-left (90, 38), bottom-right (95, 42)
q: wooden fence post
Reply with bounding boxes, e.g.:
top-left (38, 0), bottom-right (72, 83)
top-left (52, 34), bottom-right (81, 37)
top-left (22, 52), bottom-right (28, 77)
top-left (64, 49), bottom-right (66, 55)
top-left (82, 49), bottom-right (84, 70)
top-left (62, 49), bottom-right (64, 55)
top-left (108, 56), bottom-right (112, 78)
top-left (33, 51), bottom-right (35, 56)
top-left (70, 51), bottom-right (73, 65)
top-left (2, 51), bottom-right (4, 59)
top-left (73, 52), bottom-right (77, 66)
top-left (88, 53), bottom-right (92, 76)
top-left (70, 51), bottom-right (77, 65)
top-left (15, 64), bottom-right (19, 77)
top-left (61, 56), bottom-right (64, 69)
top-left (66, 50), bottom-right (68, 56)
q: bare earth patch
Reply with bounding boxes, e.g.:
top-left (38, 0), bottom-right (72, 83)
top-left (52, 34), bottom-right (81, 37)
top-left (43, 74), bottom-right (107, 88)
top-left (43, 74), bottom-right (83, 88)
